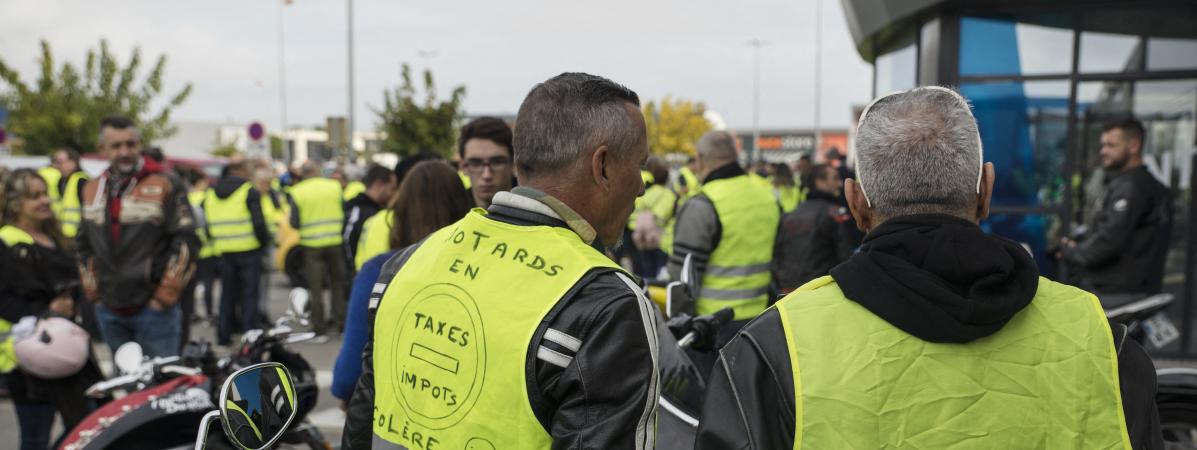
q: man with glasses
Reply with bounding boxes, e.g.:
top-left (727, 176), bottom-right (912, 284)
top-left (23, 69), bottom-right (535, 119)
top-left (77, 116), bottom-right (198, 357)
top-left (458, 117), bottom-right (515, 208)
top-left (696, 87), bottom-right (1160, 449)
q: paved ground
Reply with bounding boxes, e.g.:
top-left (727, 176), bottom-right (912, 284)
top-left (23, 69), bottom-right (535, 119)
top-left (0, 272), bottom-right (349, 448)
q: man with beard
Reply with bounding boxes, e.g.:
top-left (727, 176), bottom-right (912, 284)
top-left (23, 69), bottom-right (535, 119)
top-left (1060, 119), bottom-right (1171, 295)
top-left (77, 116), bottom-right (198, 357)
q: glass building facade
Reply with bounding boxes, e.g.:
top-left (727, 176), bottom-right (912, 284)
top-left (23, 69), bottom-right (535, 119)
top-left (848, 0), bottom-right (1197, 355)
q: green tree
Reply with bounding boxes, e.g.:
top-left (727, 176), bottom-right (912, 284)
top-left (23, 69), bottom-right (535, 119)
top-left (643, 96), bottom-right (712, 157)
top-left (0, 39), bottom-right (192, 155)
top-left (375, 63), bottom-right (465, 158)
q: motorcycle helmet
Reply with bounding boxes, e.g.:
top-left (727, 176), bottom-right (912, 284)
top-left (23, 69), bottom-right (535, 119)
top-left (14, 317), bottom-right (89, 379)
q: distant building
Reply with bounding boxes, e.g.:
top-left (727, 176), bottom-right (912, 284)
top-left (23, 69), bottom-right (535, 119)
top-left (733, 128), bottom-right (849, 164)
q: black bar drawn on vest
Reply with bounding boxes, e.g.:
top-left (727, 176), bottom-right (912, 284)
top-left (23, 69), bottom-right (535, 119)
top-left (410, 343), bottom-right (460, 374)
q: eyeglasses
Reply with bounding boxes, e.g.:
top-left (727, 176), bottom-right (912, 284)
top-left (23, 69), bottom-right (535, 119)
top-left (105, 139), bottom-right (140, 150)
top-left (462, 156), bottom-right (511, 174)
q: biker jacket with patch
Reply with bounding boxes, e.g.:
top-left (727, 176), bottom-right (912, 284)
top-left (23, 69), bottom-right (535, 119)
top-left (343, 188), bottom-right (659, 450)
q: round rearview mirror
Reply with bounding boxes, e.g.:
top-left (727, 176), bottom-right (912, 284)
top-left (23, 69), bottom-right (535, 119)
top-left (218, 362), bottom-right (297, 450)
top-left (113, 342), bottom-right (144, 375)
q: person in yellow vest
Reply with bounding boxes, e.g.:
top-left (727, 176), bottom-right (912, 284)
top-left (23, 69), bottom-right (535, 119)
top-left (51, 149), bottom-right (90, 237)
top-left (770, 162), bottom-right (803, 212)
top-left (629, 156), bottom-right (677, 280)
top-left (341, 165), bottom-right (395, 272)
top-left (342, 72), bottom-right (660, 450)
top-left (677, 157), bottom-right (701, 200)
top-left (287, 161), bottom-right (348, 337)
top-left (352, 152), bottom-right (442, 270)
top-left (668, 130), bottom-right (780, 338)
top-left (183, 169), bottom-right (218, 327)
top-left (696, 86), bottom-right (1160, 449)
top-left (0, 169), bottom-right (103, 447)
top-left (204, 160), bottom-right (272, 346)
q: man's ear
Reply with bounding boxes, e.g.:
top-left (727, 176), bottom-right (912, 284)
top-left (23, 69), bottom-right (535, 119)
top-left (975, 162), bottom-right (995, 222)
top-left (844, 178), bottom-right (872, 232)
top-left (591, 145), bottom-right (611, 192)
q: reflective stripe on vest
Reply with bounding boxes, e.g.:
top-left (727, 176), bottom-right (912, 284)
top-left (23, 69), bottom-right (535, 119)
top-left (355, 211), bottom-right (393, 270)
top-left (291, 178), bottom-right (344, 247)
top-left (777, 276), bottom-right (1132, 449)
top-left (0, 225), bottom-right (35, 373)
top-left (697, 175), bottom-right (779, 320)
top-left (189, 190), bottom-right (220, 259)
top-left (372, 210), bottom-right (623, 449)
top-left (204, 183), bottom-right (261, 253)
top-left (60, 171), bottom-right (89, 237)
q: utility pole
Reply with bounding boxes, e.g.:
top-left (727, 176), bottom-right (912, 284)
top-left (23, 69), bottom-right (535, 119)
top-left (748, 38), bottom-right (768, 165)
top-left (813, 0), bottom-right (823, 157)
top-left (346, 0), bottom-right (356, 158)
top-left (276, 0), bottom-right (289, 155)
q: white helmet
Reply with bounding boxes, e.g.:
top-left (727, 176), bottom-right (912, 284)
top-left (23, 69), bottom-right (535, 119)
top-left (14, 317), bottom-right (90, 379)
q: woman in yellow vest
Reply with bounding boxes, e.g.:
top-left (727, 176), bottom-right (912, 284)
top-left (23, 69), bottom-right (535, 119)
top-left (0, 169), bottom-right (102, 449)
top-left (695, 87), bottom-right (1153, 449)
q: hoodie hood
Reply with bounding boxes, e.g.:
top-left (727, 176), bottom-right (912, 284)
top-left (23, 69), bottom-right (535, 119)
top-left (213, 175), bottom-right (250, 199)
top-left (829, 214), bottom-right (1039, 343)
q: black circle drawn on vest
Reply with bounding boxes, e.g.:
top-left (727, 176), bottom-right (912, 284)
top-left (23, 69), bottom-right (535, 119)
top-left (391, 282), bottom-right (487, 430)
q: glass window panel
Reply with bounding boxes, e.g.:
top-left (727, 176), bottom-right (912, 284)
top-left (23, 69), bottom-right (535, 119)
top-left (960, 81), bottom-right (1071, 209)
top-left (1148, 38), bottom-right (1197, 71)
top-left (1079, 31), bottom-right (1142, 73)
top-left (960, 15), bottom-right (1073, 76)
top-left (874, 32), bottom-right (916, 96)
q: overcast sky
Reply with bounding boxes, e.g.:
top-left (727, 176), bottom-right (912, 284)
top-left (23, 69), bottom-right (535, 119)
top-left (0, 0), bottom-right (874, 133)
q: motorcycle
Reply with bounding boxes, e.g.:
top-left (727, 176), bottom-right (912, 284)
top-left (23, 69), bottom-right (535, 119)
top-left (58, 295), bottom-right (329, 450)
top-left (1102, 292), bottom-right (1197, 448)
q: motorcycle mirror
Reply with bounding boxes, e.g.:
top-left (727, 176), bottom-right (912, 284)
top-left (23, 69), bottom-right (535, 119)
top-left (665, 281), bottom-right (690, 319)
top-left (680, 253), bottom-right (698, 301)
top-left (217, 362), bottom-right (298, 450)
top-left (114, 342), bottom-right (144, 375)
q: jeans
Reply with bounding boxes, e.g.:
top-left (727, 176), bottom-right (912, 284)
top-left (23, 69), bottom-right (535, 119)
top-left (14, 401), bottom-right (54, 450)
top-left (303, 244), bottom-right (349, 334)
top-left (195, 257), bottom-right (218, 317)
top-left (218, 250), bottom-right (263, 345)
top-left (95, 303), bottom-right (182, 358)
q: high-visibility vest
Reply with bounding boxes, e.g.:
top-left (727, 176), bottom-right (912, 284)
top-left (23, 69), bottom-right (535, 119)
top-left (696, 175), bottom-right (779, 320)
top-left (37, 167), bottom-right (62, 217)
top-left (372, 210), bottom-right (624, 449)
top-left (188, 190), bottom-right (220, 259)
top-left (774, 184), bottom-right (803, 213)
top-left (355, 211), bottom-right (393, 270)
top-left (0, 225), bottom-right (35, 373)
top-left (342, 181), bottom-right (366, 202)
top-left (458, 171), bottom-right (472, 190)
top-left (260, 190), bottom-right (282, 239)
top-left (204, 183), bottom-right (261, 254)
top-left (628, 184), bottom-right (676, 230)
top-left (59, 171), bottom-right (89, 237)
top-left (290, 178), bottom-right (344, 248)
top-left (679, 166), bottom-right (700, 200)
top-left (777, 276), bottom-right (1131, 449)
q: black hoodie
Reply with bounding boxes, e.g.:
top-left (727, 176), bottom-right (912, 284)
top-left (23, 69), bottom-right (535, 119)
top-left (696, 214), bottom-right (1161, 449)
top-left (206, 175), bottom-right (271, 253)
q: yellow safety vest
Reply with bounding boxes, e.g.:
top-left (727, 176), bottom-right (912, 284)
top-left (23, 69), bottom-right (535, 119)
top-left (355, 211), bottom-right (393, 270)
top-left (774, 184), bottom-right (803, 213)
top-left (628, 184), bottom-right (676, 230)
top-left (696, 175), bottom-right (779, 320)
top-left (188, 191), bottom-right (220, 259)
top-left (372, 210), bottom-right (623, 449)
top-left (37, 167), bottom-right (62, 218)
top-left (59, 171), bottom-right (89, 237)
top-left (0, 225), bottom-right (35, 373)
top-left (458, 171), bottom-right (472, 190)
top-left (777, 276), bottom-right (1131, 449)
top-left (679, 166), bottom-right (700, 200)
top-left (290, 178), bottom-right (344, 248)
top-left (204, 183), bottom-right (261, 254)
top-left (342, 181), bottom-right (366, 202)
top-left (260, 190), bottom-right (282, 239)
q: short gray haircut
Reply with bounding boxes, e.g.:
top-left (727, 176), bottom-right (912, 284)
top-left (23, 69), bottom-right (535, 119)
top-left (299, 160), bottom-right (321, 177)
top-left (696, 130), bottom-right (737, 162)
top-left (513, 72), bottom-right (642, 179)
top-left (855, 86), bottom-right (983, 219)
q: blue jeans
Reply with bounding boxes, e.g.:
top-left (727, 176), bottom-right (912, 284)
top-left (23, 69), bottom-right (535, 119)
top-left (95, 303), bottom-right (182, 358)
top-left (14, 401), bottom-right (54, 450)
top-left (218, 250), bottom-right (263, 345)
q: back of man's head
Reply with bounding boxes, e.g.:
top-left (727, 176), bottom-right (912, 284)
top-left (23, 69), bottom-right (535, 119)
top-left (696, 130), bottom-right (738, 166)
top-left (513, 72), bottom-right (641, 182)
top-left (855, 86), bottom-right (982, 220)
top-left (363, 164), bottom-right (394, 187)
top-left (226, 160), bottom-right (251, 179)
top-left (299, 160), bottom-right (321, 178)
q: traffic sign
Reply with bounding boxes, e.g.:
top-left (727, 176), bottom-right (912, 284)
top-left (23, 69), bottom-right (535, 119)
top-left (248, 122), bottom-right (264, 141)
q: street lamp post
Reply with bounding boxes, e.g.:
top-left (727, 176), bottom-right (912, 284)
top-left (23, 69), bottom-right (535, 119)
top-left (748, 38), bottom-right (768, 165)
top-left (813, 0), bottom-right (823, 158)
top-left (346, 0), bottom-right (356, 159)
top-left (276, 0), bottom-right (289, 154)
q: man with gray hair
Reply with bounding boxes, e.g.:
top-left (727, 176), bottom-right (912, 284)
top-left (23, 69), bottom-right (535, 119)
top-left (667, 130), bottom-right (780, 335)
top-left (288, 159), bottom-right (348, 337)
top-left (344, 72), bottom-right (659, 449)
top-left (696, 86), bottom-right (1160, 449)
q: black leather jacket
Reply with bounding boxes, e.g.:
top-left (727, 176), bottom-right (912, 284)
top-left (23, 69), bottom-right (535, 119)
top-left (1064, 166), bottom-right (1171, 294)
top-left (772, 189), bottom-right (862, 292)
top-left (342, 190), bottom-right (659, 450)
